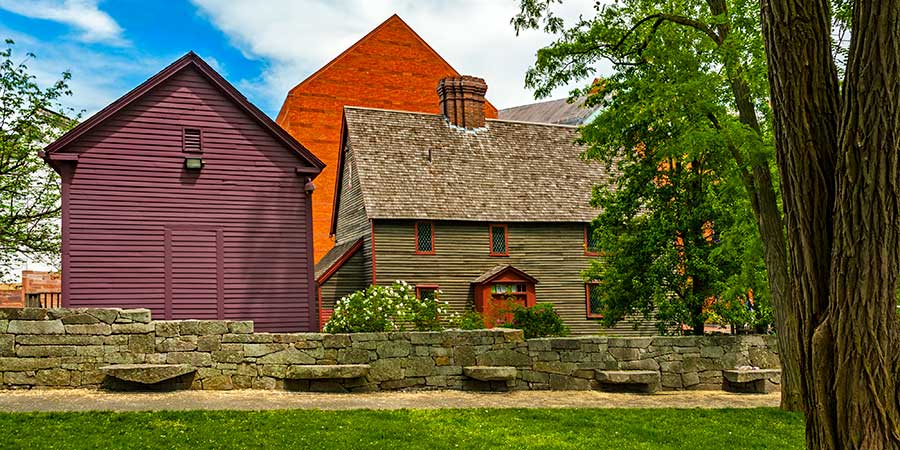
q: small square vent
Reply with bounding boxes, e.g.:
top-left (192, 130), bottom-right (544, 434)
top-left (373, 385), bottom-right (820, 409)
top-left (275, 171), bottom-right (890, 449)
top-left (183, 128), bottom-right (202, 153)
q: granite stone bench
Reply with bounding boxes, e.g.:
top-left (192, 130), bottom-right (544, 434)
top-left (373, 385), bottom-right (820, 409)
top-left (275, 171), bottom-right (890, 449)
top-left (722, 368), bottom-right (781, 393)
top-left (596, 370), bottom-right (661, 393)
top-left (463, 366), bottom-right (518, 381)
top-left (284, 364), bottom-right (370, 380)
top-left (100, 364), bottom-right (196, 385)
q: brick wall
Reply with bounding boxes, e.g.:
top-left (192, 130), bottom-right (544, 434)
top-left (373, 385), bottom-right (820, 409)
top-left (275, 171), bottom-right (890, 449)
top-left (0, 287), bottom-right (22, 308)
top-left (276, 15), bottom-right (499, 261)
top-left (0, 271), bottom-right (61, 309)
top-left (0, 307), bottom-right (780, 391)
top-left (21, 271), bottom-right (61, 297)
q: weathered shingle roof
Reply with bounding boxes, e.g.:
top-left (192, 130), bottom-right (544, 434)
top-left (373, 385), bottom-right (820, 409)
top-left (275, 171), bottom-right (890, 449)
top-left (315, 238), bottom-right (363, 281)
top-left (498, 97), bottom-right (600, 125)
top-left (342, 107), bottom-right (610, 223)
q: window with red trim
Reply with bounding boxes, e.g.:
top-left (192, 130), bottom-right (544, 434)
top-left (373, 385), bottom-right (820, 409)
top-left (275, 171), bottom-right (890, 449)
top-left (586, 282), bottom-right (603, 318)
top-left (416, 284), bottom-right (440, 301)
top-left (415, 221), bottom-right (435, 254)
top-left (584, 223), bottom-right (601, 256)
top-left (489, 224), bottom-right (508, 256)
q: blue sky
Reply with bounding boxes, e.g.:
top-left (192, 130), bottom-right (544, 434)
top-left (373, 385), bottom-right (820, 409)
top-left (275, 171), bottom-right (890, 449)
top-left (0, 0), bottom-right (603, 118)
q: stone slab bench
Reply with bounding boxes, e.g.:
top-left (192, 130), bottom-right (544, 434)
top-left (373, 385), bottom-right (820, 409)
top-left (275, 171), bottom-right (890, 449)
top-left (100, 364), bottom-right (196, 385)
top-left (284, 364), bottom-right (370, 380)
top-left (463, 366), bottom-right (517, 381)
top-left (596, 370), bottom-right (660, 393)
top-left (722, 368), bottom-right (781, 393)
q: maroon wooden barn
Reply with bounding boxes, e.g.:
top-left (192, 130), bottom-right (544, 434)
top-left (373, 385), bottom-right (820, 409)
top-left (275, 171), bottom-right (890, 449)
top-left (42, 53), bottom-right (325, 332)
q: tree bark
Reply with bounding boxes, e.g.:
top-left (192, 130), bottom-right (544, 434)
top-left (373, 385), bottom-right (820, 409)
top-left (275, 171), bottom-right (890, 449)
top-left (761, 0), bottom-right (900, 447)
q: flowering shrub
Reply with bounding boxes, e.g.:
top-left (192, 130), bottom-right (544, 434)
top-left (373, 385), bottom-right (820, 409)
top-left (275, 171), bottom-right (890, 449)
top-left (323, 281), bottom-right (449, 333)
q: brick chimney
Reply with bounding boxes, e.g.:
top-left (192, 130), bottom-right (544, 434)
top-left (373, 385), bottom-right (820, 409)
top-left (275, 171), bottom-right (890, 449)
top-left (437, 76), bottom-right (488, 129)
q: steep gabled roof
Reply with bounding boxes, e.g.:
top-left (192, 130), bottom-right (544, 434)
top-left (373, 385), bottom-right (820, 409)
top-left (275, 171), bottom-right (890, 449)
top-left (499, 97), bottom-right (601, 126)
top-left (43, 52), bottom-right (325, 172)
top-left (336, 106), bottom-right (611, 224)
top-left (275, 14), bottom-right (497, 122)
top-left (472, 265), bottom-right (539, 284)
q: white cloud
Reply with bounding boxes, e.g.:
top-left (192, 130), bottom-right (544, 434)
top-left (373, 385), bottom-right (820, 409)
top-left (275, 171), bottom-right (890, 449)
top-left (192, 0), bottom-right (611, 112)
top-left (1, 27), bottom-right (168, 116)
top-left (0, 0), bottom-right (126, 46)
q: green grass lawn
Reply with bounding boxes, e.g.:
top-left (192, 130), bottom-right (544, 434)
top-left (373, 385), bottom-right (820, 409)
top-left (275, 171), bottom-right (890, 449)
top-left (0, 408), bottom-right (804, 450)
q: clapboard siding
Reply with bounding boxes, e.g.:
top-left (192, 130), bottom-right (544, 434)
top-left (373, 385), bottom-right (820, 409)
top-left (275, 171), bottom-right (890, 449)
top-left (371, 220), bottom-right (656, 336)
top-left (318, 249), bottom-right (369, 310)
top-left (334, 142), bottom-right (369, 245)
top-left (55, 63), bottom-right (317, 332)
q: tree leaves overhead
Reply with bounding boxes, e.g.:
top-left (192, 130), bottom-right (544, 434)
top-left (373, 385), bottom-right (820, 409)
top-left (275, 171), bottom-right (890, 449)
top-left (0, 39), bottom-right (79, 277)
top-left (514, 0), bottom-right (777, 334)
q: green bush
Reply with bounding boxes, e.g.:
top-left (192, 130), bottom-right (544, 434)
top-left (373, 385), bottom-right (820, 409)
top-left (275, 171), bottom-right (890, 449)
top-left (402, 288), bottom-right (446, 331)
top-left (449, 310), bottom-right (486, 330)
top-left (502, 303), bottom-right (569, 339)
top-left (323, 281), bottom-right (448, 333)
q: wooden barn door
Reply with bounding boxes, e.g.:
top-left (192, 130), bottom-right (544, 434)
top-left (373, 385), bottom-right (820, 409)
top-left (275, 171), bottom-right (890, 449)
top-left (164, 226), bottom-right (223, 320)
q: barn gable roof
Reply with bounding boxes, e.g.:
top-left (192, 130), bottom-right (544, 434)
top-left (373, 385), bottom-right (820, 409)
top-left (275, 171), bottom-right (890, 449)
top-left (335, 106), bottom-right (611, 225)
top-left (42, 52), bottom-right (324, 172)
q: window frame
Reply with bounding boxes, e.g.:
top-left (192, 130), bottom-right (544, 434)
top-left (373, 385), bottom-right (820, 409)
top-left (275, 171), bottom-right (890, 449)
top-left (415, 284), bottom-right (440, 301)
top-left (584, 223), bottom-right (600, 256)
top-left (489, 223), bottom-right (509, 257)
top-left (585, 281), bottom-right (603, 319)
top-left (414, 221), bottom-right (436, 255)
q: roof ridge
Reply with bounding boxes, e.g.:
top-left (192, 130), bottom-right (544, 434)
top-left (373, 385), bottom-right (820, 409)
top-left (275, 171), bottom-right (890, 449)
top-left (499, 97), bottom-right (576, 111)
top-left (344, 106), bottom-right (579, 129)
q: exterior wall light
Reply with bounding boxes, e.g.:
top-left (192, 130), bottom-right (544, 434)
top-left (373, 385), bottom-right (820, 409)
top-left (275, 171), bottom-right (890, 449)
top-left (184, 157), bottom-right (204, 170)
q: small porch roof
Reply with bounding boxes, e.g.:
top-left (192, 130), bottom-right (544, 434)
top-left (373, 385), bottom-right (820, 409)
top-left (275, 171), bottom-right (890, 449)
top-left (471, 265), bottom-right (539, 285)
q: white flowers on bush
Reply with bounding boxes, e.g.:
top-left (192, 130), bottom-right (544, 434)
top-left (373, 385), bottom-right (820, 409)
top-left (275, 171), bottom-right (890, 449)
top-left (323, 280), bottom-right (450, 333)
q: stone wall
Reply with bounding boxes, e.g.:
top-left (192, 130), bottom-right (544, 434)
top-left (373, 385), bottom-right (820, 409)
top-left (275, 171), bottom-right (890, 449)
top-left (0, 308), bottom-right (780, 391)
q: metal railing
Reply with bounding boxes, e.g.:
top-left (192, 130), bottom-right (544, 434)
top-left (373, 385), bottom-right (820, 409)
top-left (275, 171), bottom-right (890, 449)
top-left (25, 292), bottom-right (62, 309)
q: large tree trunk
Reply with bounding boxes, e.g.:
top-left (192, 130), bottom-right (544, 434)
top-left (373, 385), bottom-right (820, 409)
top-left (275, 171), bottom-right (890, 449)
top-left (828, 0), bottom-right (900, 447)
top-left (762, 0), bottom-right (900, 447)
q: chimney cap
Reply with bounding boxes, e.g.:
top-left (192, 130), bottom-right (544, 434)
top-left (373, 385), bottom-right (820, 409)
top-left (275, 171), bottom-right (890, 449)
top-left (437, 75), bottom-right (488, 129)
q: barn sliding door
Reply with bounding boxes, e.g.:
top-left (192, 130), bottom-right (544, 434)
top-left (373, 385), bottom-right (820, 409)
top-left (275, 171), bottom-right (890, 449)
top-left (164, 226), bottom-right (224, 320)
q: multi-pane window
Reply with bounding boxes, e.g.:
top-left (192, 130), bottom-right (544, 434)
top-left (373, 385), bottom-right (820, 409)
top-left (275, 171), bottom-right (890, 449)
top-left (491, 283), bottom-right (526, 294)
top-left (490, 224), bottom-right (508, 256)
top-left (415, 221), bottom-right (434, 254)
top-left (416, 285), bottom-right (439, 301)
top-left (585, 223), bottom-right (601, 255)
top-left (586, 282), bottom-right (603, 318)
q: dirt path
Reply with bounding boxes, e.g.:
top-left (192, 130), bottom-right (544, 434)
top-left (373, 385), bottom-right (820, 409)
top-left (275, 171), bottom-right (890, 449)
top-left (0, 389), bottom-right (780, 412)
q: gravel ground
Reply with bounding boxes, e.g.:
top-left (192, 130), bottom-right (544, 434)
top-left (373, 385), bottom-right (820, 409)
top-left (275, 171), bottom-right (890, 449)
top-left (0, 389), bottom-right (780, 412)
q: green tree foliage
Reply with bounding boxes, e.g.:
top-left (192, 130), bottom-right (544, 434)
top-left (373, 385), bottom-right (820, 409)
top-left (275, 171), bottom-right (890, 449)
top-left (513, 0), bottom-right (774, 335)
top-left (580, 73), bottom-right (766, 334)
top-left (0, 39), bottom-right (78, 276)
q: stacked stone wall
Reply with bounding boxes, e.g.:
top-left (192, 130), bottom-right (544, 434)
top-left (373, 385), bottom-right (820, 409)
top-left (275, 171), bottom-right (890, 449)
top-left (0, 308), bottom-right (779, 391)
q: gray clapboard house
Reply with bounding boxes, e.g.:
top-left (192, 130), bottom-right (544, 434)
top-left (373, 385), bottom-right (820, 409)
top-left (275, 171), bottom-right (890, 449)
top-left (315, 75), bottom-right (655, 336)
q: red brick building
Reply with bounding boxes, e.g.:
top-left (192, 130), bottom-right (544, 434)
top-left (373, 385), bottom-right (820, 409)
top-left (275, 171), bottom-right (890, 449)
top-left (276, 14), bottom-right (498, 261)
